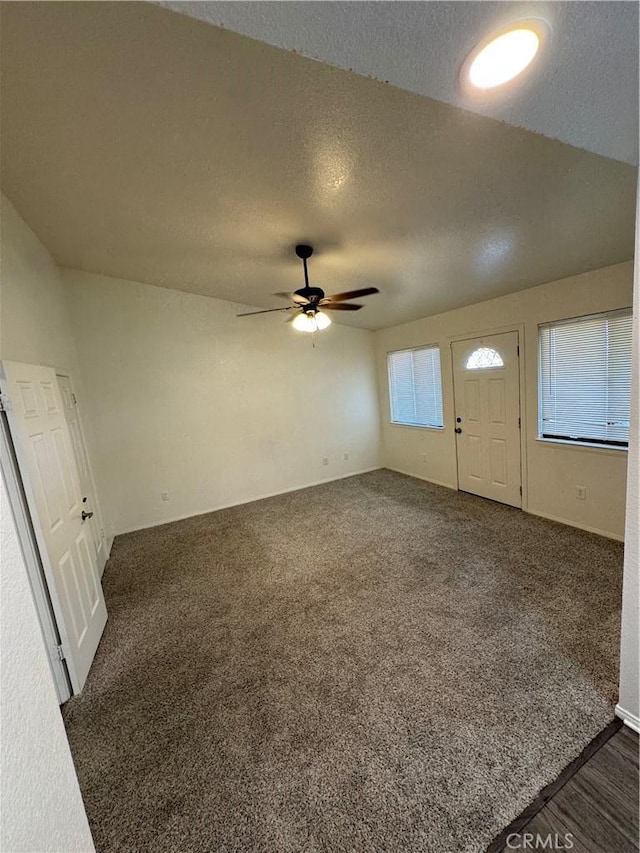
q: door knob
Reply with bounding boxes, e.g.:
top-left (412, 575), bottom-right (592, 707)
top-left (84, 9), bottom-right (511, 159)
top-left (81, 510), bottom-right (94, 522)
top-left (455, 427), bottom-right (462, 434)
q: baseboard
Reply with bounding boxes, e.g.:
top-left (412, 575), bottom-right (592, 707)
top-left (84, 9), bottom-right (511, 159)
top-left (615, 703), bottom-right (640, 733)
top-left (115, 467), bottom-right (382, 536)
top-left (526, 508), bottom-right (624, 542)
top-left (114, 468), bottom-right (624, 544)
top-left (383, 466), bottom-right (457, 491)
top-left (385, 469), bottom-right (624, 541)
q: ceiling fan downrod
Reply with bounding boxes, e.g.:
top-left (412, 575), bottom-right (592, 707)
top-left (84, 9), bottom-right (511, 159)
top-left (295, 244), bottom-right (314, 290)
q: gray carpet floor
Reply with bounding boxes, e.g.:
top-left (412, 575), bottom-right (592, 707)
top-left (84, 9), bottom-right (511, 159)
top-left (63, 469), bottom-right (624, 853)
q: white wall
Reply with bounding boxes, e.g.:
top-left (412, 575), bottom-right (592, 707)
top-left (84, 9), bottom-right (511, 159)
top-left (1, 194), bottom-right (113, 541)
top-left (375, 262), bottom-right (633, 540)
top-left (617, 189), bottom-right (639, 731)
top-left (0, 195), bottom-right (79, 372)
top-left (63, 269), bottom-right (381, 534)
top-left (0, 474), bottom-right (95, 853)
top-left (0, 195), bottom-right (97, 850)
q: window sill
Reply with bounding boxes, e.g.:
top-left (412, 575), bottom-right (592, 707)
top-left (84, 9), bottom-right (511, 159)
top-left (535, 437), bottom-right (628, 455)
top-left (389, 422), bottom-right (445, 432)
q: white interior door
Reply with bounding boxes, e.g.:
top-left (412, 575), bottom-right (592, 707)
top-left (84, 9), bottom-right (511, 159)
top-left (452, 332), bottom-right (522, 508)
top-left (57, 373), bottom-right (107, 576)
top-left (0, 361), bottom-right (107, 694)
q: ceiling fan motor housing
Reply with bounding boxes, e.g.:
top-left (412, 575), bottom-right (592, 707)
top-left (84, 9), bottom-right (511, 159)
top-left (296, 286), bottom-right (325, 308)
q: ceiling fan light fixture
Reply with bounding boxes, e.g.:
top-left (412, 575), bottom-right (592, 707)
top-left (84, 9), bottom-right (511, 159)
top-left (315, 311), bottom-right (331, 330)
top-left (292, 311), bottom-right (316, 333)
top-left (292, 310), bottom-right (332, 333)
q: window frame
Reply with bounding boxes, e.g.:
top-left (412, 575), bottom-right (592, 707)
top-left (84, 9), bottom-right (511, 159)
top-left (387, 343), bottom-right (445, 430)
top-left (537, 307), bottom-right (632, 452)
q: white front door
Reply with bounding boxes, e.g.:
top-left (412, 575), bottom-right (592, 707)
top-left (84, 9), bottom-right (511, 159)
top-left (452, 332), bottom-right (522, 508)
top-left (57, 373), bottom-right (107, 576)
top-left (0, 361), bottom-right (107, 694)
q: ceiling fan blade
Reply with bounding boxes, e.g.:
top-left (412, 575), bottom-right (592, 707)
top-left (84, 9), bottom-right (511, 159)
top-left (236, 307), bottom-right (291, 317)
top-left (321, 303), bottom-right (363, 311)
top-left (273, 292), bottom-right (310, 305)
top-left (322, 287), bottom-right (380, 303)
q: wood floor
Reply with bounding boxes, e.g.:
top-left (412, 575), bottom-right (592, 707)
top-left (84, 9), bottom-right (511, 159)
top-left (498, 725), bottom-right (639, 852)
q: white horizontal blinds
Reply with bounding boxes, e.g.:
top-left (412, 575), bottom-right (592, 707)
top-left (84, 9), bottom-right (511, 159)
top-left (414, 346), bottom-right (444, 426)
top-left (389, 350), bottom-right (416, 424)
top-left (540, 309), bottom-right (632, 446)
top-left (388, 346), bottom-right (443, 427)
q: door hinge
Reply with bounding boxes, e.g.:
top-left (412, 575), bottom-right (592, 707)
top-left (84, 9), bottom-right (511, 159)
top-left (0, 392), bottom-right (11, 412)
top-left (518, 417), bottom-right (521, 428)
top-left (519, 486), bottom-right (523, 496)
top-left (56, 644), bottom-right (66, 662)
top-left (517, 345), bottom-right (520, 356)
top-left (72, 393), bottom-right (78, 405)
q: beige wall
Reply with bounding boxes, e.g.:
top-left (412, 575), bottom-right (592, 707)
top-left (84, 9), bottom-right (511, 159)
top-left (375, 262), bottom-right (633, 540)
top-left (64, 269), bottom-right (381, 535)
top-left (618, 185), bottom-right (639, 731)
top-left (0, 195), bottom-right (79, 372)
top-left (0, 194), bottom-right (113, 540)
top-left (0, 196), bottom-right (96, 851)
top-left (1, 473), bottom-right (95, 852)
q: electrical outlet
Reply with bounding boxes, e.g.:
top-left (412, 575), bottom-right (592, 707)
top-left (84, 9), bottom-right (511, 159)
top-left (575, 485), bottom-right (587, 501)
top-left (161, 492), bottom-right (169, 502)
top-left (422, 453), bottom-right (428, 462)
top-left (343, 452), bottom-right (349, 461)
top-left (322, 457), bottom-right (329, 466)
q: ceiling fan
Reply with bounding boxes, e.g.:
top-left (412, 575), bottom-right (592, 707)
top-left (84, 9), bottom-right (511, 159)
top-left (237, 244), bottom-right (379, 332)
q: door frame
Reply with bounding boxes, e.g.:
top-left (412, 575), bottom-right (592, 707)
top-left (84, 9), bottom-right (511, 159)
top-left (449, 323), bottom-right (528, 510)
top-left (0, 408), bottom-right (72, 703)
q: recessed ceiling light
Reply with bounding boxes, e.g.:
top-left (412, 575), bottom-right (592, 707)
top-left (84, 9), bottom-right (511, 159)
top-left (464, 21), bottom-right (547, 91)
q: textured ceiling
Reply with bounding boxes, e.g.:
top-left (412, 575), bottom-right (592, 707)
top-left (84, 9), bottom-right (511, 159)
top-left (162, 1), bottom-right (639, 166)
top-left (0, 2), bottom-right (636, 330)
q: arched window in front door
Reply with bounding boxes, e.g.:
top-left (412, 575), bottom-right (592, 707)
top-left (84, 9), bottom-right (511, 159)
top-left (465, 347), bottom-right (504, 370)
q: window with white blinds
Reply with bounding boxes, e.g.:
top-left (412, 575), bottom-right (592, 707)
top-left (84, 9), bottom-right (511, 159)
top-left (388, 345), bottom-right (444, 428)
top-left (539, 309), bottom-right (632, 447)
